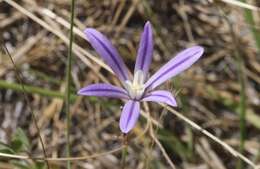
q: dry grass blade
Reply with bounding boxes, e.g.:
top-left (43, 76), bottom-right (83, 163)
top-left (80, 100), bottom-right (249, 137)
top-left (162, 104), bottom-right (257, 168)
top-left (197, 138), bottom-right (227, 169)
top-left (39, 8), bottom-right (85, 39)
top-left (150, 125), bottom-right (177, 169)
top-left (1, 0), bottom-right (259, 168)
top-left (0, 146), bottom-right (124, 161)
top-left (3, 0), bottom-right (112, 74)
top-left (115, 0), bottom-right (140, 37)
top-left (2, 45), bottom-right (50, 169)
top-left (3, 0), bottom-right (112, 84)
top-left (0, 12), bottom-right (23, 28)
top-left (219, 0), bottom-right (260, 11)
top-left (12, 31), bottom-right (45, 63)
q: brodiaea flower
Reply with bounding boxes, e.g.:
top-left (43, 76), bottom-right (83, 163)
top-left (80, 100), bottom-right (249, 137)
top-left (78, 21), bottom-right (204, 133)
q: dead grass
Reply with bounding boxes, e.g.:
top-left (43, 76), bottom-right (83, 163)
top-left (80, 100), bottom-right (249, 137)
top-left (0, 0), bottom-right (259, 169)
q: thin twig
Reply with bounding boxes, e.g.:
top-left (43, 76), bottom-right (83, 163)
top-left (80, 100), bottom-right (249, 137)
top-left (115, 0), bottom-right (139, 37)
top-left (2, 45), bottom-right (50, 169)
top-left (0, 146), bottom-right (124, 161)
top-left (219, 0), bottom-right (260, 11)
top-left (39, 8), bottom-right (85, 39)
top-left (149, 123), bottom-right (176, 169)
top-left (162, 104), bottom-right (257, 168)
top-left (3, 0), bottom-right (112, 74)
top-left (144, 103), bottom-right (176, 169)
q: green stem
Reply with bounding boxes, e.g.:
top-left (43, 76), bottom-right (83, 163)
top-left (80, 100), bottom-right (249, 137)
top-left (227, 12), bottom-right (247, 169)
top-left (0, 79), bottom-right (77, 99)
top-left (65, 0), bottom-right (76, 168)
top-left (221, 9), bottom-right (247, 168)
top-left (121, 146), bottom-right (128, 169)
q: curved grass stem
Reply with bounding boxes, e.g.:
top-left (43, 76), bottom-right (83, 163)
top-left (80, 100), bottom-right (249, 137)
top-left (2, 45), bottom-right (50, 169)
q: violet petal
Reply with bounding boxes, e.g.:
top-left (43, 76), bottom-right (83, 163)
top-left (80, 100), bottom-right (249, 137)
top-left (78, 83), bottom-right (129, 99)
top-left (84, 28), bottom-right (129, 81)
top-left (119, 100), bottom-right (140, 133)
top-left (134, 21), bottom-right (153, 79)
top-left (142, 90), bottom-right (177, 107)
top-left (145, 46), bottom-right (204, 90)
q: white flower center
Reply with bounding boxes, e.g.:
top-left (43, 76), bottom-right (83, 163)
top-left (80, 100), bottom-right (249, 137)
top-left (124, 70), bottom-right (145, 99)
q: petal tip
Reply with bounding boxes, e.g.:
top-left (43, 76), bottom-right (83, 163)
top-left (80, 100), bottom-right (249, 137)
top-left (84, 28), bottom-right (95, 40)
top-left (171, 102), bottom-right (178, 107)
top-left (144, 21), bottom-right (152, 32)
top-left (145, 21), bottom-right (151, 27)
top-left (119, 126), bottom-right (130, 134)
top-left (167, 98), bottom-right (177, 107)
top-left (186, 45), bottom-right (204, 61)
top-left (119, 119), bottom-right (132, 134)
top-left (77, 89), bottom-right (84, 95)
top-left (84, 28), bottom-right (95, 33)
top-left (193, 45), bottom-right (204, 54)
top-left (77, 86), bottom-right (90, 95)
top-left (84, 28), bottom-right (98, 38)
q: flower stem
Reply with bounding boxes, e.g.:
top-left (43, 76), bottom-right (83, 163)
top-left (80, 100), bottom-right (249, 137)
top-left (121, 147), bottom-right (128, 169)
top-left (121, 134), bottom-right (128, 169)
top-left (65, 0), bottom-right (76, 168)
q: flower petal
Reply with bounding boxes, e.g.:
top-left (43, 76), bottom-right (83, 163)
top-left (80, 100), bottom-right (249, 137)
top-left (145, 46), bottom-right (204, 90)
top-left (134, 21), bottom-right (153, 79)
top-left (142, 90), bottom-right (177, 107)
top-left (77, 83), bottom-right (129, 99)
top-left (84, 28), bottom-right (129, 81)
top-left (119, 100), bottom-right (140, 133)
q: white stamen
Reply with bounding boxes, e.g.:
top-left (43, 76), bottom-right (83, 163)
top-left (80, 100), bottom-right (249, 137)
top-left (124, 70), bottom-right (145, 99)
top-left (133, 70), bottom-right (145, 86)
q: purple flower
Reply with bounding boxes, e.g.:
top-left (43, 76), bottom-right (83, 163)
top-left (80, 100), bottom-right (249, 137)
top-left (78, 21), bottom-right (204, 133)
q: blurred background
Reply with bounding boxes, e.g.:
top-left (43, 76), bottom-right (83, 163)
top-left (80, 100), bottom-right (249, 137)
top-left (0, 0), bottom-right (259, 169)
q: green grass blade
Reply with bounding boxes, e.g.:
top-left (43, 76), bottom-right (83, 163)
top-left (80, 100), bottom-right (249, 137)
top-left (0, 79), bottom-right (77, 100)
top-left (65, 0), bottom-right (76, 168)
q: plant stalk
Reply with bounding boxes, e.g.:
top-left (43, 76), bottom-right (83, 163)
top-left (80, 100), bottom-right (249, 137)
top-left (65, 0), bottom-right (76, 168)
